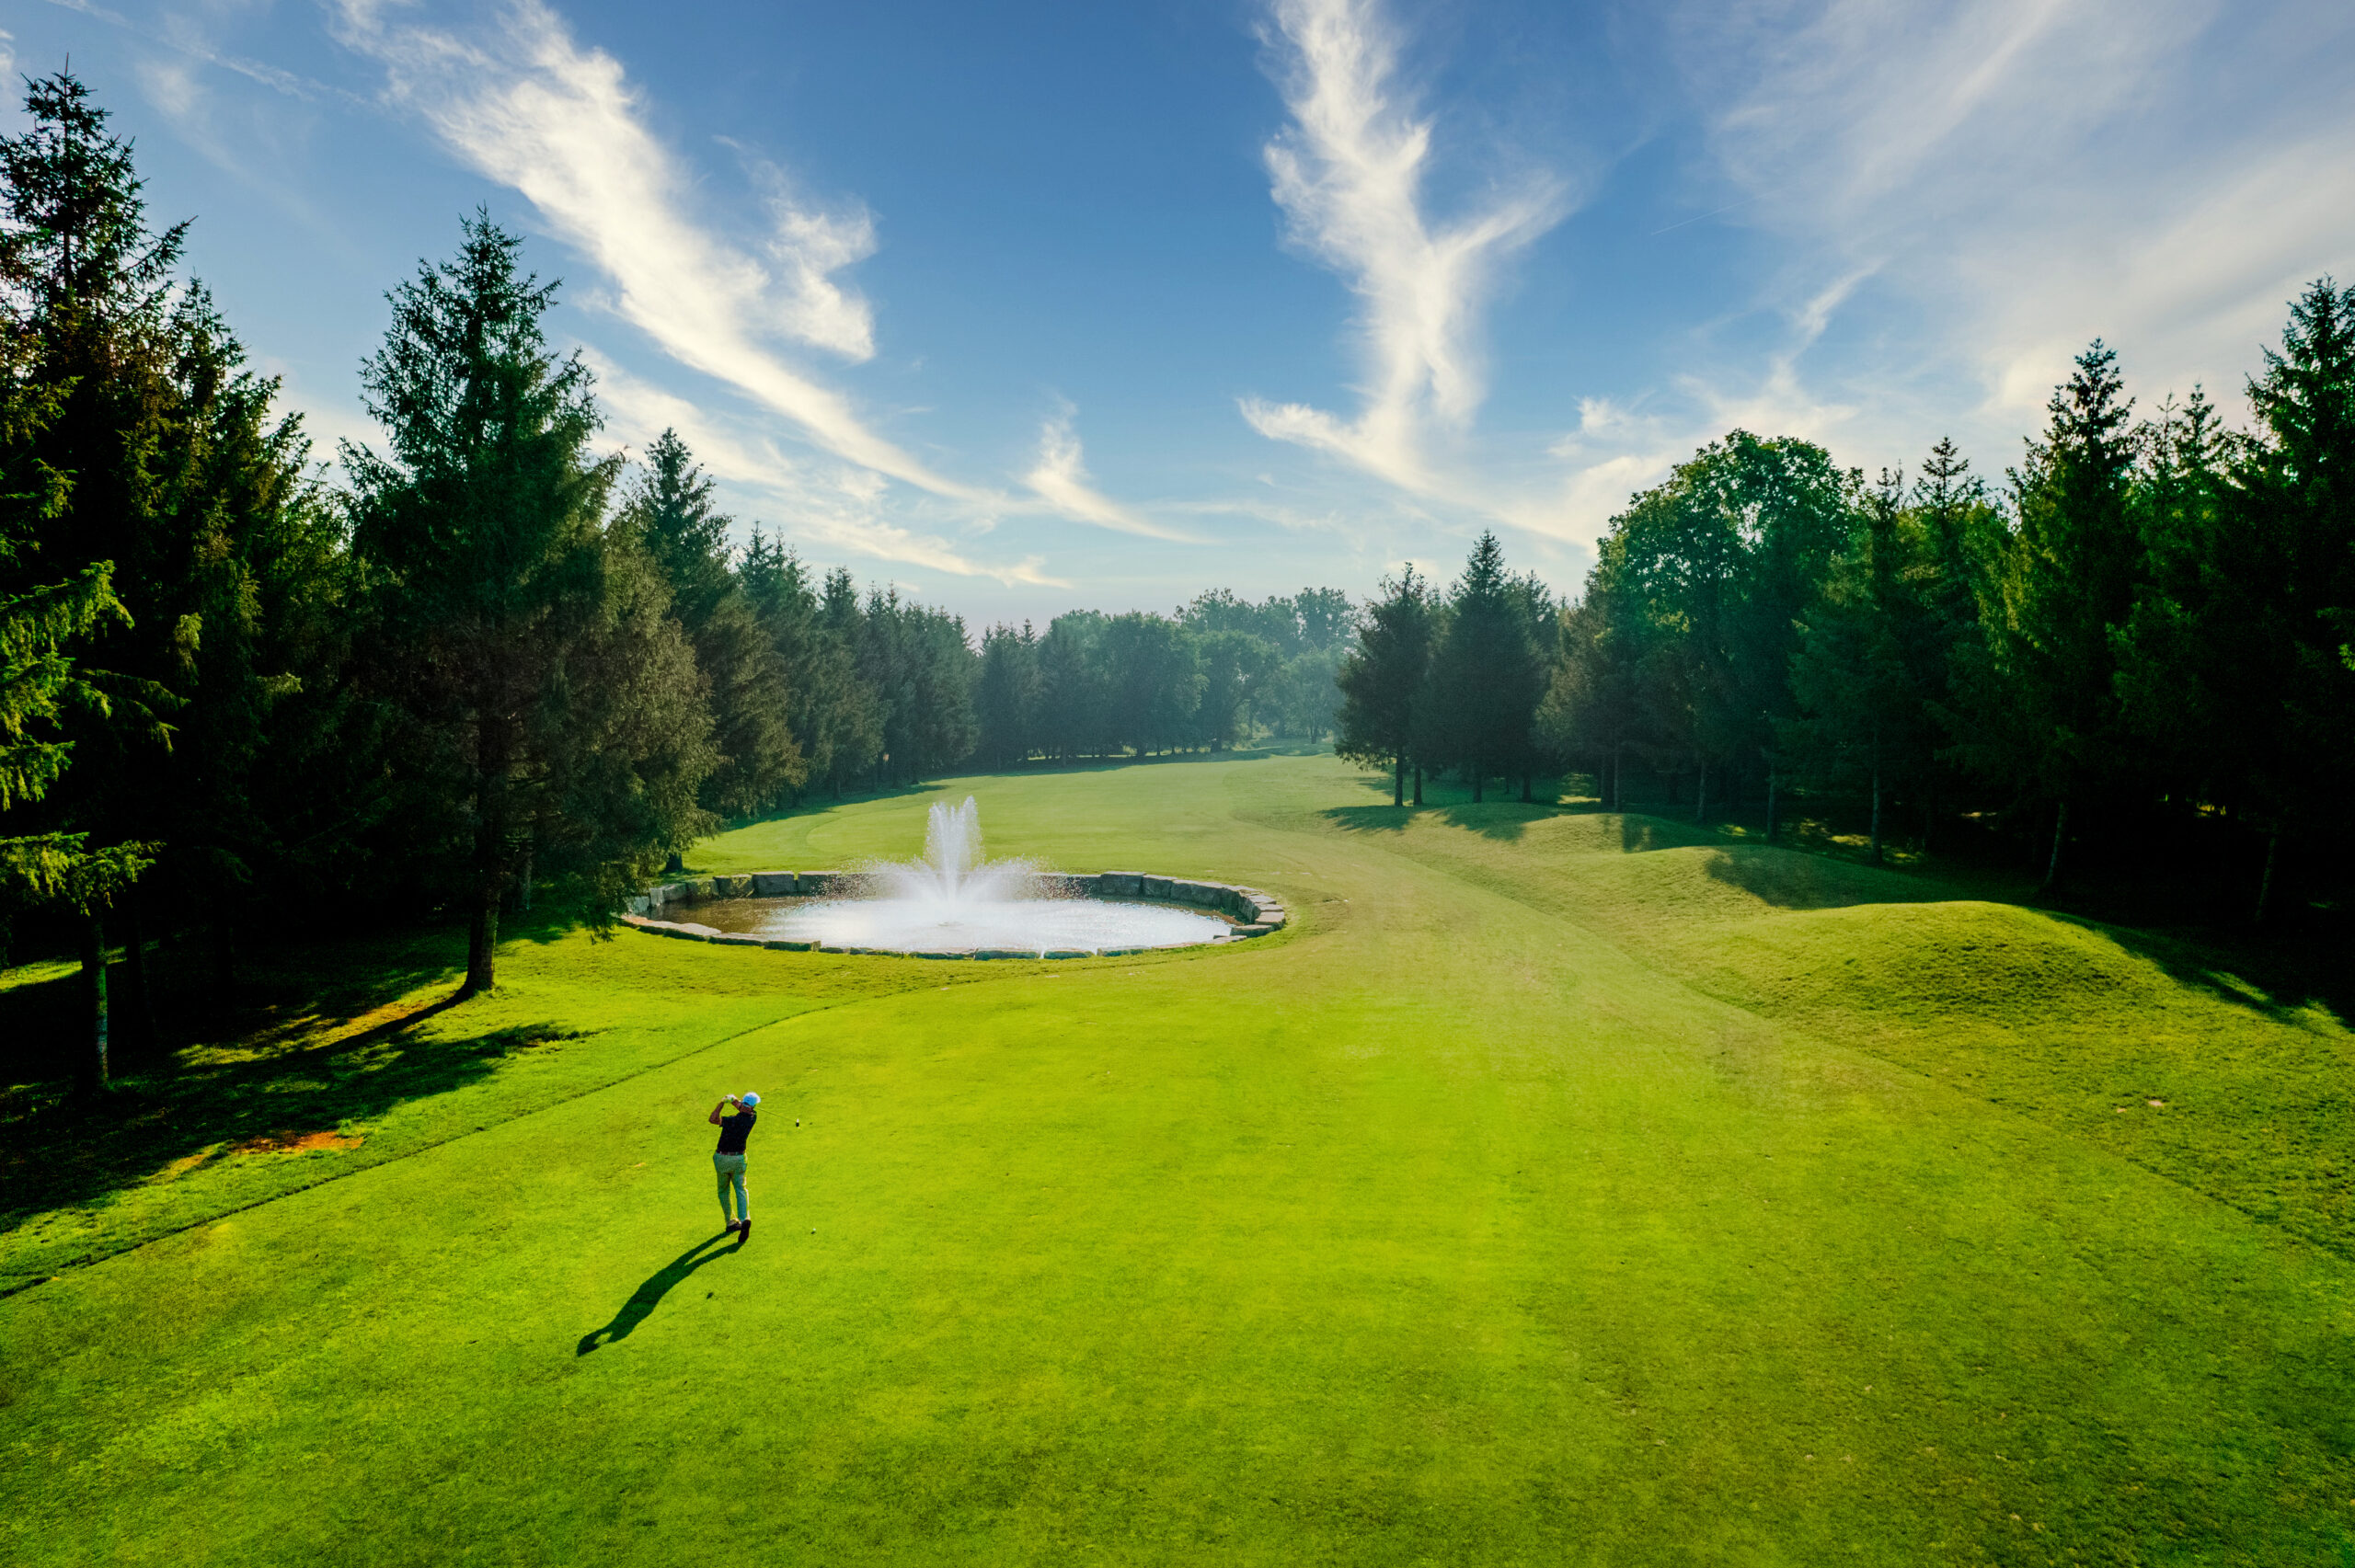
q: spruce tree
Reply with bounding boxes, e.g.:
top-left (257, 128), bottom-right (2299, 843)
top-left (741, 533), bottom-right (877, 800)
top-left (974, 622), bottom-right (1042, 766)
top-left (1970, 343), bottom-right (2146, 894)
top-left (1335, 567), bottom-right (1432, 806)
top-left (1419, 532), bottom-right (1543, 804)
top-left (618, 430), bottom-right (803, 818)
top-left (0, 70), bottom-right (222, 1070)
top-left (346, 215), bottom-right (708, 993)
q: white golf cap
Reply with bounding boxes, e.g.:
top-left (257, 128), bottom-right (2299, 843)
top-left (740, 1092), bottom-right (762, 1107)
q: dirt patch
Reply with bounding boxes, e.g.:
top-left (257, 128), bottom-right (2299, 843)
top-left (146, 1149), bottom-right (218, 1183)
top-left (230, 1128), bottom-right (366, 1156)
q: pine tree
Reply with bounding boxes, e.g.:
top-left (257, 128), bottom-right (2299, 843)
top-left (813, 567), bottom-right (886, 792)
top-left (1335, 567), bottom-right (1432, 806)
top-left (0, 70), bottom-right (216, 1072)
top-left (974, 622), bottom-right (1042, 766)
top-left (345, 214), bottom-right (708, 993)
top-left (618, 430), bottom-right (803, 818)
top-left (740, 534), bottom-right (877, 800)
top-left (2120, 282), bottom-right (2355, 917)
top-left (1419, 532), bottom-right (1543, 804)
top-left (1970, 342), bottom-right (2146, 895)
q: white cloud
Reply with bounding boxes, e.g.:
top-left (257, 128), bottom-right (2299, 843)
top-left (1243, 0), bottom-right (1565, 496)
top-left (330, 0), bottom-right (983, 502)
top-left (1022, 410), bottom-right (1200, 544)
top-left (586, 351), bottom-right (1063, 587)
top-left (1683, 0), bottom-right (2355, 433)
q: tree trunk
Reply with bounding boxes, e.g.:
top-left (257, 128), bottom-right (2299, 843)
top-left (1765, 766), bottom-right (1778, 843)
top-left (117, 892), bottom-right (158, 1064)
top-left (518, 849), bottom-right (534, 914)
top-left (466, 887), bottom-right (500, 996)
top-left (1519, 772), bottom-right (1533, 804)
top-left (2038, 798), bottom-right (2070, 898)
top-left (1392, 752), bottom-right (1405, 807)
top-left (1694, 761), bottom-right (1708, 824)
top-left (465, 769), bottom-right (504, 996)
top-left (1472, 772), bottom-right (1484, 804)
top-left (2254, 828), bottom-right (2280, 924)
top-left (1612, 742), bottom-right (1625, 813)
top-left (1412, 765), bottom-right (1424, 807)
top-left (1868, 756), bottom-right (1884, 865)
top-left (77, 911), bottom-right (110, 1095)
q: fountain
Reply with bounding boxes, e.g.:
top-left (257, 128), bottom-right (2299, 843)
top-left (624, 796), bottom-right (1288, 959)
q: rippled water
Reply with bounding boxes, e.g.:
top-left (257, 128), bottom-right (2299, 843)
top-left (684, 895), bottom-right (1228, 953)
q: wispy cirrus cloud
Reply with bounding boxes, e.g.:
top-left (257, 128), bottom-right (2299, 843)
top-left (329, 0), bottom-right (982, 507)
top-left (1241, 0), bottom-right (1565, 496)
top-left (1023, 409), bottom-right (1201, 544)
top-left (1683, 0), bottom-right (2355, 429)
top-left (328, 0), bottom-right (1186, 572)
top-left (586, 350), bottom-right (1063, 587)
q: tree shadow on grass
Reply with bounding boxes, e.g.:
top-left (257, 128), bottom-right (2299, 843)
top-left (1694, 841), bottom-right (1950, 911)
top-left (0, 986), bottom-right (589, 1237)
top-left (1319, 799), bottom-right (1706, 849)
top-left (2042, 910), bottom-right (2355, 1033)
top-left (577, 1230), bottom-right (741, 1354)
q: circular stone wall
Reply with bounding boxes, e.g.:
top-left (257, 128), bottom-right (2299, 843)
top-left (617, 871), bottom-right (1287, 960)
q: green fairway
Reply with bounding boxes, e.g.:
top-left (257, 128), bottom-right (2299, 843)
top-left (5, 751), bottom-right (2352, 1563)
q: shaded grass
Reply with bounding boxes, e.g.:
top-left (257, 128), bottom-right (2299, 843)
top-left (3, 753), bottom-right (2353, 1564)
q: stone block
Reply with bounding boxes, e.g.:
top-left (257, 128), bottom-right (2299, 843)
top-left (801, 872), bottom-right (840, 895)
top-left (751, 872), bottom-right (796, 898)
top-left (915, 950), bottom-right (972, 960)
top-left (764, 938), bottom-right (814, 952)
top-left (710, 932), bottom-right (764, 947)
top-left (975, 948), bottom-right (1032, 960)
top-left (1043, 947), bottom-right (1096, 960)
top-left (1097, 872), bottom-right (1142, 898)
top-left (1140, 876), bottom-right (1173, 900)
top-left (1231, 923), bottom-right (1273, 937)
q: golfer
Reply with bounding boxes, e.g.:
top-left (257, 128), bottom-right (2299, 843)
top-left (707, 1091), bottom-right (761, 1239)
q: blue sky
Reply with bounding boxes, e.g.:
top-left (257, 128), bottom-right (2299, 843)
top-left (7, 0), bottom-right (2352, 625)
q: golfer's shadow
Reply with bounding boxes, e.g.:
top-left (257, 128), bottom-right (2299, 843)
top-left (577, 1230), bottom-right (740, 1355)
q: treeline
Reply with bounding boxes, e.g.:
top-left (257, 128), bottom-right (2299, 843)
top-left (1337, 293), bottom-right (2355, 921)
top-left (973, 589), bottom-right (1350, 767)
top-left (0, 75), bottom-right (1350, 1089)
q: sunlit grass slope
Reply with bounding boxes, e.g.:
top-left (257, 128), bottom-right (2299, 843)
top-left (4, 751), bottom-right (2350, 1565)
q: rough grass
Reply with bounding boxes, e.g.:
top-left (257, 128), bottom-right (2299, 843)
top-left (3, 751), bottom-right (2351, 1565)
